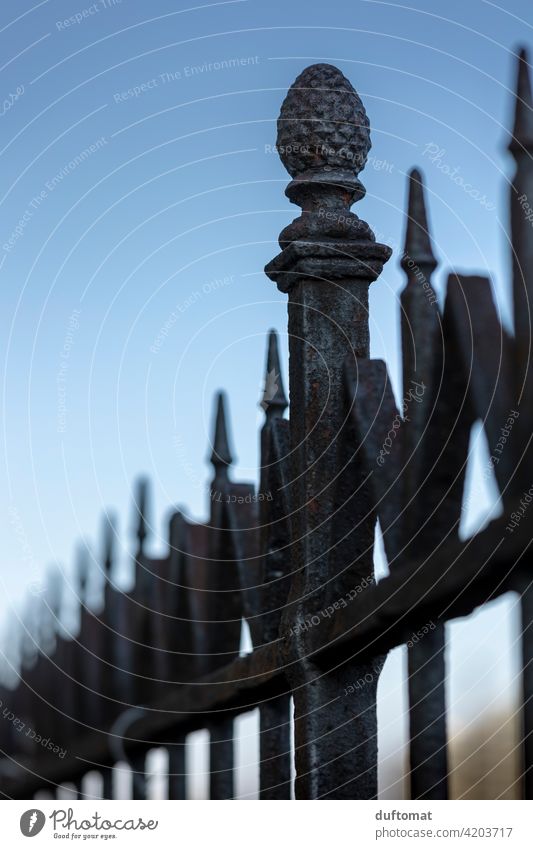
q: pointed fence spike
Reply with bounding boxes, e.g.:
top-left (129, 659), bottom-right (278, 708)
top-left (510, 47), bottom-right (533, 151)
top-left (401, 168), bottom-right (437, 274)
top-left (399, 167), bottom-right (439, 358)
top-left (261, 329), bottom-right (288, 419)
top-left (210, 392), bottom-right (234, 479)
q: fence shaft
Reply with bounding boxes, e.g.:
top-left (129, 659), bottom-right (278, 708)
top-left (259, 694), bottom-right (292, 799)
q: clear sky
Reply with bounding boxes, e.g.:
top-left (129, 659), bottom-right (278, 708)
top-left (0, 0), bottom-right (530, 797)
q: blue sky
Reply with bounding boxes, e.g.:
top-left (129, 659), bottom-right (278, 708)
top-left (0, 0), bottom-right (530, 795)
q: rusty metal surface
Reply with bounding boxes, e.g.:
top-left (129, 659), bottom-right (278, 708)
top-left (306, 501), bottom-right (531, 663)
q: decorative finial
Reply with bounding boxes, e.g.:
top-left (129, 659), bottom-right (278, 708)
top-left (265, 63), bottom-right (391, 292)
top-left (134, 477), bottom-right (150, 556)
top-left (102, 511), bottom-right (116, 576)
top-left (510, 48), bottom-right (533, 152)
top-left (401, 168), bottom-right (437, 276)
top-left (210, 392), bottom-right (234, 479)
top-left (261, 330), bottom-right (288, 419)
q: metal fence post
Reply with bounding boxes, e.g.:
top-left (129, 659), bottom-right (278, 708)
top-left (266, 63), bottom-right (391, 798)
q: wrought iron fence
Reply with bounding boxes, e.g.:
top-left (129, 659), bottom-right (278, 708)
top-left (1, 45), bottom-right (532, 801)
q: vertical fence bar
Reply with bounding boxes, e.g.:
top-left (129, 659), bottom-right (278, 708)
top-left (405, 272), bottom-right (477, 797)
top-left (163, 513), bottom-right (194, 800)
top-left (168, 742), bottom-right (186, 800)
top-left (41, 569), bottom-right (63, 749)
top-left (3, 50), bottom-right (533, 807)
top-left (209, 718), bottom-right (234, 800)
top-left (132, 478), bottom-right (154, 709)
top-left (78, 542), bottom-right (103, 737)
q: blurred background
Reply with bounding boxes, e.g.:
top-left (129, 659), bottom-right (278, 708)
top-left (0, 0), bottom-right (529, 797)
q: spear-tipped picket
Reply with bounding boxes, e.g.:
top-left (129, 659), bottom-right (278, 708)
top-left (45, 567), bottom-right (63, 624)
top-left (400, 168), bottom-right (439, 475)
top-left (210, 392), bottom-right (234, 483)
top-left (133, 478), bottom-right (150, 558)
top-left (260, 330), bottom-right (288, 421)
top-left (509, 48), bottom-right (533, 392)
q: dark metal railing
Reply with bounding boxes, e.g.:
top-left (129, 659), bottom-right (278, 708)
top-left (1, 47), bottom-right (532, 801)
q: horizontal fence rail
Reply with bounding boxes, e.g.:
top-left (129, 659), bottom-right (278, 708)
top-left (0, 47), bottom-right (532, 801)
